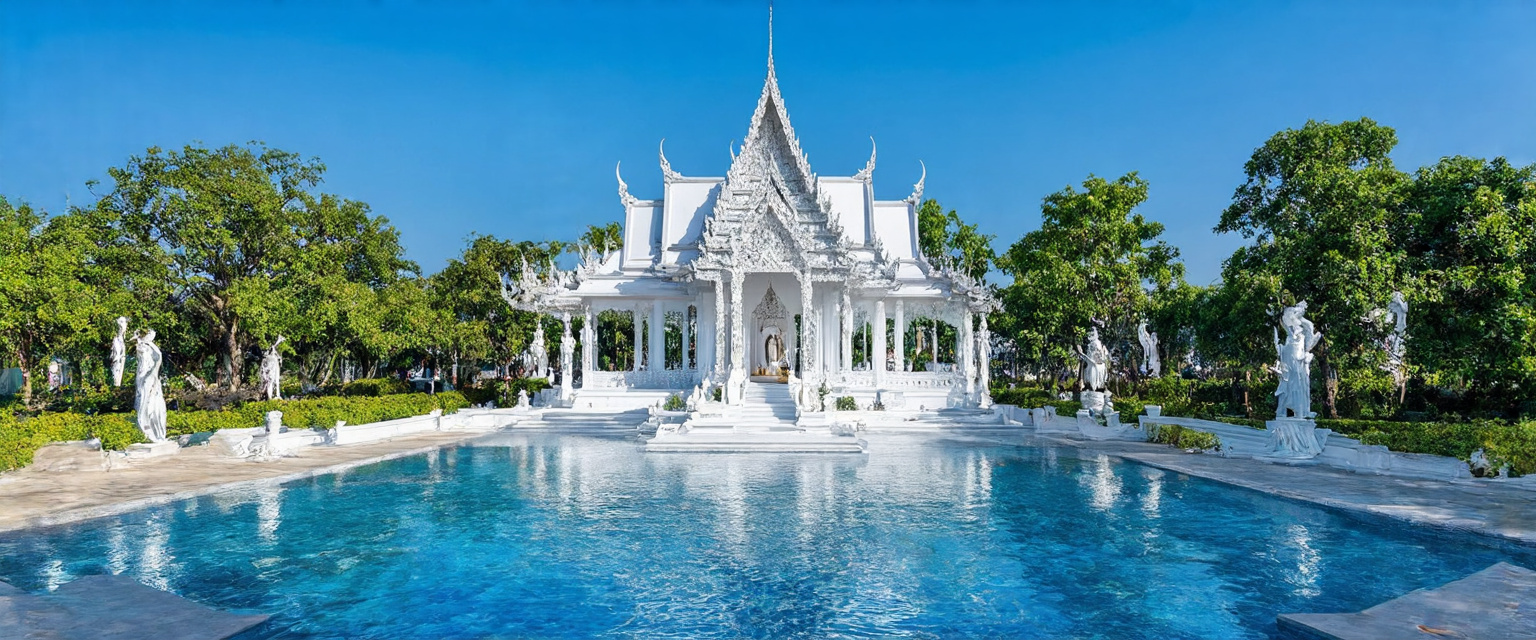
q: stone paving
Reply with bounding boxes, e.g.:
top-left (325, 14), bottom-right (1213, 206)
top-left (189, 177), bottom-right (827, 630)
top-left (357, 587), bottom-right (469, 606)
top-left (0, 431), bottom-right (482, 534)
top-left (1038, 433), bottom-right (1536, 549)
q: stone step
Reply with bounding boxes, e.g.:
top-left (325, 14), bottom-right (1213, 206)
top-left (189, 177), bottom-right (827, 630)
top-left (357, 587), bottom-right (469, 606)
top-left (1277, 562), bottom-right (1536, 640)
top-left (0, 575), bottom-right (268, 640)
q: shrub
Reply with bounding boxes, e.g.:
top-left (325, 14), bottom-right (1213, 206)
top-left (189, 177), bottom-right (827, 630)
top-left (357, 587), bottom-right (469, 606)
top-left (663, 393), bottom-right (686, 411)
top-left (1146, 423), bottom-right (1222, 452)
top-left (0, 412), bottom-right (144, 471)
top-left (341, 377), bottom-right (410, 397)
top-left (835, 396), bottom-right (858, 411)
top-left (991, 387), bottom-right (1053, 407)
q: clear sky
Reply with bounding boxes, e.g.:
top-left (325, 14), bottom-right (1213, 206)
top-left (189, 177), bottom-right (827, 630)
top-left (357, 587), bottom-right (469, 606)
top-left (3, 1), bottom-right (1533, 284)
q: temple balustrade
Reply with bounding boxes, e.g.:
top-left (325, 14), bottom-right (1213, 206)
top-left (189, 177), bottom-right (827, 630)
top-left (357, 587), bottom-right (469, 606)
top-left (584, 369), bottom-right (701, 390)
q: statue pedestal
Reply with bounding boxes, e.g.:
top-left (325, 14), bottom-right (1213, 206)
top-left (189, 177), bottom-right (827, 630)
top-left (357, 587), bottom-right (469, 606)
top-left (1265, 418), bottom-right (1326, 459)
top-left (124, 441), bottom-right (179, 460)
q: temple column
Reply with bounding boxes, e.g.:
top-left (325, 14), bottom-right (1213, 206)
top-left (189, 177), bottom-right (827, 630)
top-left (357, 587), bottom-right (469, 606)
top-left (931, 318), bottom-right (940, 368)
top-left (713, 277), bottom-right (727, 378)
top-left (682, 305), bottom-right (693, 370)
top-left (729, 271), bottom-right (745, 375)
top-left (978, 312), bottom-right (992, 406)
top-left (632, 305), bottom-right (643, 372)
top-left (649, 301), bottom-right (664, 373)
top-left (798, 276), bottom-right (815, 377)
top-left (873, 299), bottom-right (887, 388)
top-left (893, 300), bottom-right (905, 373)
top-left (959, 306), bottom-right (974, 398)
top-left (581, 306), bottom-right (594, 386)
top-left (559, 311), bottom-right (574, 403)
top-left (840, 288), bottom-right (853, 375)
top-left (728, 270), bottom-right (745, 404)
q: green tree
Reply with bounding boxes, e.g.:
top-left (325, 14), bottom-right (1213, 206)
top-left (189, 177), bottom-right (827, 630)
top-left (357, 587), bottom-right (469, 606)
top-left (430, 234), bottom-right (569, 380)
top-left (1216, 118), bottom-right (1407, 417)
top-left (0, 199), bottom-right (101, 405)
top-left (85, 143), bottom-right (415, 388)
top-left (995, 173), bottom-right (1184, 391)
top-left (579, 221), bottom-right (624, 254)
top-left (1398, 156), bottom-right (1536, 411)
top-left (916, 199), bottom-right (994, 282)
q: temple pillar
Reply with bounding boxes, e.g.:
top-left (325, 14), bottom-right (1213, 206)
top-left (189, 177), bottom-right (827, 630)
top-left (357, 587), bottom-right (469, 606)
top-left (960, 307), bottom-right (974, 398)
top-left (728, 270), bottom-right (746, 404)
top-left (978, 312), bottom-right (992, 406)
top-left (840, 289), bottom-right (853, 375)
top-left (559, 311), bottom-right (574, 403)
top-left (729, 271), bottom-right (745, 374)
top-left (893, 300), bottom-right (905, 373)
top-left (713, 277), bottom-right (727, 378)
top-left (873, 299), bottom-right (887, 387)
top-left (632, 305), bottom-right (643, 372)
top-left (798, 276), bottom-right (816, 377)
top-left (581, 306), bottom-right (594, 386)
top-left (682, 305), bottom-right (693, 370)
top-left (931, 318), bottom-right (940, 368)
top-left (649, 301), bottom-right (664, 373)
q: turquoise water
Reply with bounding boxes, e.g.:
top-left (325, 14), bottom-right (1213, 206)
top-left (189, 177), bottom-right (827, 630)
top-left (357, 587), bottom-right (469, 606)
top-left (0, 433), bottom-right (1527, 639)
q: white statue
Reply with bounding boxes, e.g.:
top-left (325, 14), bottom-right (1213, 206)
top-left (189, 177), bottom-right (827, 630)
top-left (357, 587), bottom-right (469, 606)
top-left (259, 336), bottom-right (286, 400)
top-left (515, 389), bottom-right (530, 409)
top-left (264, 410), bottom-right (284, 435)
top-left (133, 329), bottom-right (167, 442)
top-left (1137, 321), bottom-right (1161, 378)
top-left (530, 320), bottom-right (549, 379)
top-left (1274, 302), bottom-right (1323, 420)
top-left (1382, 291), bottom-right (1408, 382)
top-left (1074, 326), bottom-right (1109, 391)
top-left (110, 316), bottom-right (128, 387)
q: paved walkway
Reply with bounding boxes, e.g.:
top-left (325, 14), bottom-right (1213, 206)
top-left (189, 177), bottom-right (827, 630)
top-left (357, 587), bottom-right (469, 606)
top-left (1039, 434), bottom-right (1536, 549)
top-left (0, 431), bottom-right (481, 534)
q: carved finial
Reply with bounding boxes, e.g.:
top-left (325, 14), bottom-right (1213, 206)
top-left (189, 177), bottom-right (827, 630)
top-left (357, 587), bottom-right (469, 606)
top-left (906, 160), bottom-right (926, 205)
top-left (768, 0), bottom-right (774, 70)
top-left (659, 139), bottom-right (682, 182)
top-left (854, 136), bottom-right (876, 182)
top-left (615, 161), bottom-right (638, 207)
top-left (728, 140), bottom-right (736, 161)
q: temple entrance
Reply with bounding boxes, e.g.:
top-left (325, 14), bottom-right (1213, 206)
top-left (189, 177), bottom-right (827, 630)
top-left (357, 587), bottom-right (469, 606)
top-left (748, 280), bottom-right (796, 382)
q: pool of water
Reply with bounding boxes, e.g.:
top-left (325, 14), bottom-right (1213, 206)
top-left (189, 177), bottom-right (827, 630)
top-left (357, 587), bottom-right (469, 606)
top-left (0, 433), bottom-right (1528, 639)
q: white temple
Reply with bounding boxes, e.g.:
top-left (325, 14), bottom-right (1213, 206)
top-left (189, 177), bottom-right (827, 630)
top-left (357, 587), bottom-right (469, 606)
top-left (501, 29), bottom-right (995, 429)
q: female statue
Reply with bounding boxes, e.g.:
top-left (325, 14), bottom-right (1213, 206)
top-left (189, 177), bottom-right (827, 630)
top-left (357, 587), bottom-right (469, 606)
top-left (134, 329), bottom-right (167, 442)
top-left (1136, 321), bottom-right (1161, 378)
top-left (110, 316), bottom-right (128, 387)
top-left (259, 336), bottom-right (286, 400)
top-left (1075, 327), bottom-right (1110, 391)
top-left (1274, 302), bottom-right (1323, 419)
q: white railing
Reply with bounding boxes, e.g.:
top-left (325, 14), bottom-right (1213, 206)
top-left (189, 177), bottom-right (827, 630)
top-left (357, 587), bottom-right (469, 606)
top-left (583, 369), bottom-right (700, 390)
top-left (835, 371), bottom-right (959, 389)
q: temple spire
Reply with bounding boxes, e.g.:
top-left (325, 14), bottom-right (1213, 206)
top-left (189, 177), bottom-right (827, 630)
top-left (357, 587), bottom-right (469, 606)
top-left (768, 1), bottom-right (774, 70)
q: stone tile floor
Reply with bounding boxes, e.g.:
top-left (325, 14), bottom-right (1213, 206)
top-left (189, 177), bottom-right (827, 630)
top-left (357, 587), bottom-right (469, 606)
top-left (0, 431), bottom-right (481, 534)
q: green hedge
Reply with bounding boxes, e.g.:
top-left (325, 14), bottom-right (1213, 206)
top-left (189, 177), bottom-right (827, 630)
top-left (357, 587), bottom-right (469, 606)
top-left (0, 412), bottom-right (144, 471)
top-left (1, 391), bottom-right (470, 472)
top-left (1146, 422), bottom-right (1222, 451)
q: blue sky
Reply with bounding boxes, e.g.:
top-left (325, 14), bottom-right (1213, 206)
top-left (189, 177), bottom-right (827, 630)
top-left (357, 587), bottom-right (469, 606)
top-left (3, 1), bottom-right (1534, 284)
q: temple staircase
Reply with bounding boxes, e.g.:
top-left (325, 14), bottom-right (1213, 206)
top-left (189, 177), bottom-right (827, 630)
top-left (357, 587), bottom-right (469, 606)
top-left (646, 381), bottom-right (865, 452)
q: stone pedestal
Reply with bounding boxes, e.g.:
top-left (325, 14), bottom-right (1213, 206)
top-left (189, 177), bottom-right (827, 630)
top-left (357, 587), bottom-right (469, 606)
top-left (124, 440), bottom-right (179, 460)
top-left (1265, 417), bottom-right (1326, 459)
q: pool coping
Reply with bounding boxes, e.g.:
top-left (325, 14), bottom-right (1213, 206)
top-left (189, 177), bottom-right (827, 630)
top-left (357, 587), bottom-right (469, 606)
top-left (1028, 432), bottom-right (1536, 552)
top-left (0, 433), bottom-right (488, 535)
